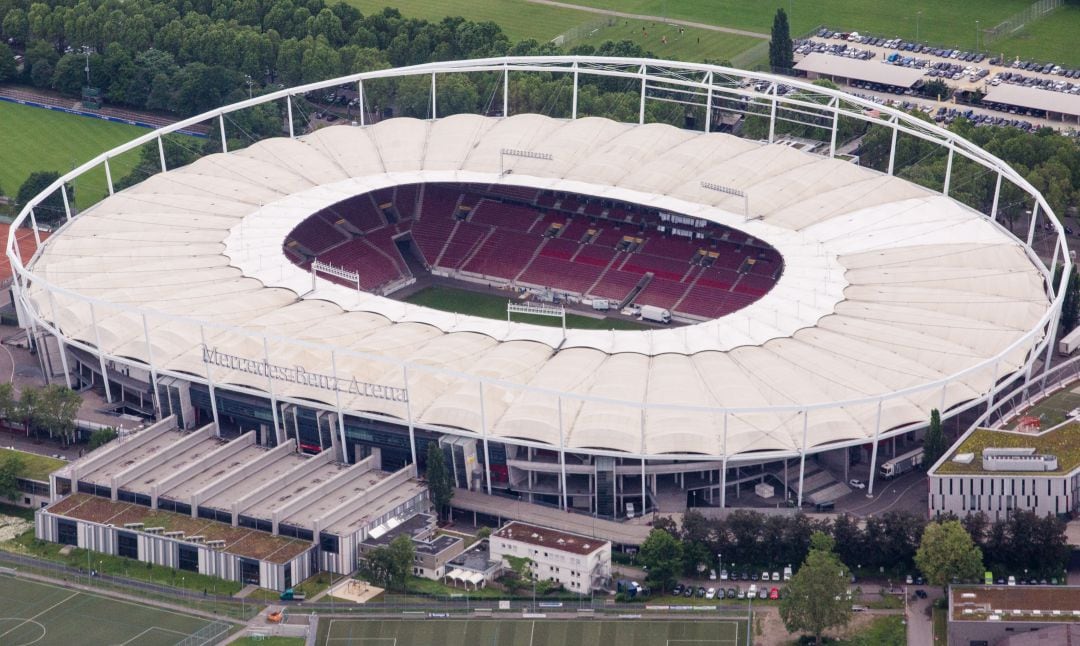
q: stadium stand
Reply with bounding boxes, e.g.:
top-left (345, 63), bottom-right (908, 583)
top-left (283, 183), bottom-right (783, 317)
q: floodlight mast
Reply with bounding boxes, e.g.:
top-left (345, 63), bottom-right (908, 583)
top-left (500, 148), bottom-right (553, 175)
top-left (701, 180), bottom-right (752, 221)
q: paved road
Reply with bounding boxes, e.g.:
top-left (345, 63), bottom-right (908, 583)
top-left (906, 585), bottom-right (940, 646)
top-left (525, 0), bottom-right (769, 40)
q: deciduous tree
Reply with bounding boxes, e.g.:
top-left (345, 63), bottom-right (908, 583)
top-left (424, 441), bottom-right (453, 521)
top-left (639, 527), bottom-right (682, 592)
top-left (779, 531), bottom-right (853, 644)
top-left (915, 520), bottom-right (984, 589)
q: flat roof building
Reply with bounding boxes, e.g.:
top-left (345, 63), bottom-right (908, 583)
top-left (928, 422), bottom-right (1080, 520)
top-left (983, 84), bottom-right (1080, 123)
top-left (948, 585), bottom-right (1080, 645)
top-left (43, 417), bottom-right (430, 588)
top-left (794, 52), bottom-right (926, 88)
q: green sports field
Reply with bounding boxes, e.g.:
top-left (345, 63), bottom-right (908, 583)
top-left (0, 575), bottom-right (231, 645)
top-left (404, 285), bottom-right (650, 330)
top-left (354, 0), bottom-right (1080, 67)
top-left (319, 618), bottom-right (743, 646)
top-left (0, 101), bottom-right (147, 210)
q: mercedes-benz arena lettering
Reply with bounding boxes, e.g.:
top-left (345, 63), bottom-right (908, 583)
top-left (9, 57), bottom-right (1066, 523)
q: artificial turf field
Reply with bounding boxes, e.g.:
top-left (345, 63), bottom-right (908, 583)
top-left (403, 285), bottom-right (650, 330)
top-left (319, 618), bottom-right (743, 646)
top-left (0, 100), bottom-right (147, 210)
top-left (0, 575), bottom-right (230, 645)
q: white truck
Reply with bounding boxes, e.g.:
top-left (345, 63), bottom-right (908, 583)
top-left (639, 305), bottom-right (672, 324)
top-left (879, 448), bottom-right (924, 480)
top-left (1058, 326), bottom-right (1080, 356)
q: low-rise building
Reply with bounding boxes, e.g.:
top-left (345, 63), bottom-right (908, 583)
top-left (948, 584), bottom-right (1080, 645)
top-left (490, 521), bottom-right (611, 594)
top-left (927, 422), bottom-right (1080, 520)
top-left (40, 416), bottom-right (430, 589)
top-left (0, 448), bottom-right (63, 509)
top-left (358, 513), bottom-right (465, 580)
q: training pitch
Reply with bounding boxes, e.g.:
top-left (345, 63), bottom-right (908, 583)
top-left (0, 575), bottom-right (231, 646)
top-left (319, 618), bottom-right (743, 646)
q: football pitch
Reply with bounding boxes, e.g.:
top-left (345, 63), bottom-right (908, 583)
top-left (404, 285), bottom-right (650, 330)
top-left (0, 575), bottom-right (231, 645)
top-left (319, 618), bottom-right (743, 646)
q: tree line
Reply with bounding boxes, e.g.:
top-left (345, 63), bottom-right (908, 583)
top-left (0, 382), bottom-right (82, 445)
top-left (641, 506), bottom-right (1067, 589)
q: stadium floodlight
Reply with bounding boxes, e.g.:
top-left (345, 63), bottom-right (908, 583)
top-left (701, 180), bottom-right (754, 221)
top-left (500, 147), bottom-right (553, 175)
top-left (508, 300), bottom-right (566, 334)
top-left (311, 258), bottom-right (360, 292)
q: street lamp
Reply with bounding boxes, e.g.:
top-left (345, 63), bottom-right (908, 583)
top-left (975, 20), bottom-right (980, 52)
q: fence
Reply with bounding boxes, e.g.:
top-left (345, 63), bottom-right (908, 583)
top-left (983, 0), bottom-right (1064, 47)
top-left (174, 621), bottom-right (232, 646)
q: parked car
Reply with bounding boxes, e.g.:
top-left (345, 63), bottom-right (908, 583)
top-left (1008, 576), bottom-right (1017, 586)
top-left (684, 586), bottom-right (694, 597)
top-left (772, 572), bottom-right (781, 582)
top-left (915, 589), bottom-right (928, 599)
top-left (849, 479), bottom-right (866, 489)
top-left (673, 584), bottom-right (684, 596)
top-left (758, 588), bottom-right (768, 599)
top-left (697, 586), bottom-right (706, 598)
top-left (737, 589), bottom-right (746, 599)
top-left (761, 571), bottom-right (770, 581)
top-left (720, 569), bottom-right (729, 581)
top-left (769, 587), bottom-right (780, 600)
top-left (906, 574), bottom-right (913, 585)
top-left (726, 588), bottom-right (737, 599)
top-left (706, 587), bottom-right (716, 599)
top-left (783, 566), bottom-right (793, 581)
top-left (709, 569), bottom-right (717, 581)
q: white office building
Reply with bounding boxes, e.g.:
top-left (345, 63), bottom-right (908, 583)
top-left (490, 521), bottom-right (611, 593)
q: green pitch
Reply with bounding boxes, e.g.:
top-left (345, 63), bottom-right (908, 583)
top-left (0, 101), bottom-right (146, 210)
top-left (0, 575), bottom-right (231, 645)
top-left (403, 285), bottom-right (650, 330)
top-left (320, 618), bottom-right (743, 646)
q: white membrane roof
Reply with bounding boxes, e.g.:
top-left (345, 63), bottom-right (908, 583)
top-left (29, 115), bottom-right (1050, 458)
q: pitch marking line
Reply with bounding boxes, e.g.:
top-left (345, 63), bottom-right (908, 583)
top-left (116, 625), bottom-right (189, 645)
top-left (0, 591), bottom-right (78, 641)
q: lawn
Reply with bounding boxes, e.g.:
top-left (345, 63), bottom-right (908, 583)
top-left (834, 615), bottom-right (905, 646)
top-left (403, 285), bottom-right (651, 330)
top-left (319, 618), bottom-right (744, 646)
top-left (932, 606), bottom-right (947, 645)
top-left (354, 0), bottom-right (1042, 59)
top-left (988, 6), bottom-right (1080, 68)
top-left (1004, 384), bottom-right (1080, 431)
top-left (0, 100), bottom-right (147, 211)
top-left (2, 529), bottom-right (245, 596)
top-left (0, 447), bottom-right (65, 481)
top-left (0, 574), bottom-right (232, 645)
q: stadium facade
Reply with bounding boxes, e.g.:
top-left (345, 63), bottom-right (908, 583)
top-left (9, 57), bottom-right (1068, 526)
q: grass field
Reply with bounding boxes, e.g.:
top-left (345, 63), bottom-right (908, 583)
top-left (0, 448), bottom-right (65, 481)
top-left (354, 0), bottom-right (1080, 66)
top-left (1005, 383), bottom-right (1080, 430)
top-left (403, 286), bottom-right (650, 330)
top-left (319, 618), bottom-right (743, 646)
top-left (0, 101), bottom-right (147, 210)
top-left (0, 575), bottom-right (231, 645)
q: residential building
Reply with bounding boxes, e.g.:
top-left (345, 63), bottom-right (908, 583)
top-left (490, 521), bottom-right (611, 594)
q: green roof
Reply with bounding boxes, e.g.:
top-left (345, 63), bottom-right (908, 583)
top-left (935, 423), bottom-right (1080, 475)
top-left (0, 448), bottom-right (66, 481)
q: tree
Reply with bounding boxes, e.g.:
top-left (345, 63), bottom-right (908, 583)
top-left (923, 409), bottom-right (946, 469)
top-left (1060, 265), bottom-right (1080, 334)
top-left (0, 452), bottom-right (24, 501)
top-left (358, 533), bottom-right (414, 592)
top-left (768, 9), bottom-right (794, 72)
top-left (30, 385), bottom-right (82, 446)
top-left (425, 441), bottom-right (453, 521)
top-left (16, 386), bottom-right (40, 437)
top-left (779, 530), bottom-right (852, 644)
top-left (0, 382), bottom-right (16, 424)
top-left (0, 42), bottom-right (17, 82)
top-left (639, 528), bottom-right (682, 592)
top-left (16, 171), bottom-right (66, 226)
top-left (88, 427), bottom-right (118, 450)
top-left (915, 520), bottom-right (984, 589)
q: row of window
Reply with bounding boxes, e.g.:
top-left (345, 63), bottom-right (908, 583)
top-left (936, 476), bottom-right (1058, 497)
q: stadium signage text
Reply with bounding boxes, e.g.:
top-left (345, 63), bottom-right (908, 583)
top-left (201, 345), bottom-right (408, 402)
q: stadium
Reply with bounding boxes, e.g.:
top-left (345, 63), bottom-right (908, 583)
top-left (9, 57), bottom-right (1068, 529)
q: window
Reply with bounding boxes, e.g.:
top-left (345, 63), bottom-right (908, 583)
top-left (319, 533), bottom-right (339, 554)
top-left (284, 563), bottom-right (292, 590)
top-left (117, 531), bottom-right (138, 559)
top-left (57, 519), bottom-right (77, 546)
top-left (179, 545), bottom-right (199, 572)
top-left (239, 558), bottom-right (260, 586)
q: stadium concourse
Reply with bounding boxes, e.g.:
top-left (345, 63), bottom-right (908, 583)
top-left (14, 64), bottom-right (1058, 525)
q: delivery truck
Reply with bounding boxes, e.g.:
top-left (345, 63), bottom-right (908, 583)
top-left (879, 448), bottom-right (924, 480)
top-left (640, 305), bottom-right (672, 324)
